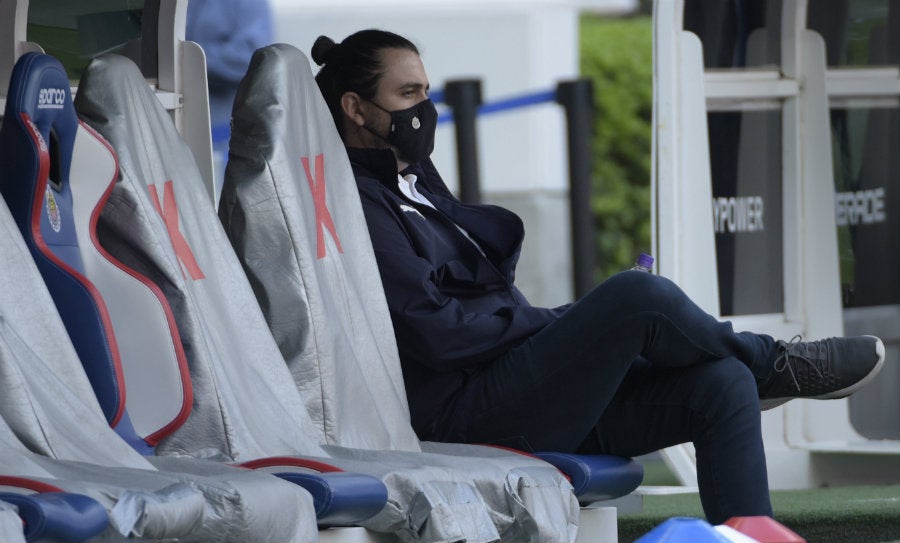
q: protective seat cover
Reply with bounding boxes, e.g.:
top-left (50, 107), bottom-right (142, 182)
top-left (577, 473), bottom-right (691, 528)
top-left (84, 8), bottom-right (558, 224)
top-left (0, 173), bottom-right (316, 542)
top-left (0, 53), bottom-right (317, 543)
top-left (74, 55), bottom-right (327, 463)
top-left (76, 51), bottom-right (576, 542)
top-left (220, 44), bottom-right (419, 452)
top-left (0, 403), bottom-right (205, 541)
top-left (0, 499), bottom-right (25, 543)
top-left (220, 43), bottom-right (583, 541)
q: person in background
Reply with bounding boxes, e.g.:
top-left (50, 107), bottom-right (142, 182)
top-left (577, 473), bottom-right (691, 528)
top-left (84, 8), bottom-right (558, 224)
top-left (310, 29), bottom-right (886, 525)
top-left (187, 0), bottom-right (273, 193)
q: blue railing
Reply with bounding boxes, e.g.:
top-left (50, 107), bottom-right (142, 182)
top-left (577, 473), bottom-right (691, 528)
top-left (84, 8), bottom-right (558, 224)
top-left (432, 88), bottom-right (558, 124)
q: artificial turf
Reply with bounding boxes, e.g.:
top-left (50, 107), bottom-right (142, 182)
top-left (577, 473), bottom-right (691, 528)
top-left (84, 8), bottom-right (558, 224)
top-left (617, 484), bottom-right (900, 542)
top-left (617, 457), bottom-right (900, 542)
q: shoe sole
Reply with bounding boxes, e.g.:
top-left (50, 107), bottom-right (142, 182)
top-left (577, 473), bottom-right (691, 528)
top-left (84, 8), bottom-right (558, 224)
top-left (760, 335), bottom-right (886, 411)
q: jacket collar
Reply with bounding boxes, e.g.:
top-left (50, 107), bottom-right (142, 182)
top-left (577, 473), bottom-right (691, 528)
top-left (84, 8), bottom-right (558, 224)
top-left (347, 147), bottom-right (400, 188)
top-left (346, 147), bottom-right (436, 192)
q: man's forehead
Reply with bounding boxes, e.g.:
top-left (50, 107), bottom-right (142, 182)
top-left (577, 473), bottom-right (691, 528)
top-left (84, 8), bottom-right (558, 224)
top-left (379, 49), bottom-right (428, 87)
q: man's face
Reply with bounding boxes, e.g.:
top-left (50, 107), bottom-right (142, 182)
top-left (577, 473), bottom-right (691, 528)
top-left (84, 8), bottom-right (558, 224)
top-left (376, 48), bottom-right (430, 108)
top-left (366, 47), bottom-right (430, 135)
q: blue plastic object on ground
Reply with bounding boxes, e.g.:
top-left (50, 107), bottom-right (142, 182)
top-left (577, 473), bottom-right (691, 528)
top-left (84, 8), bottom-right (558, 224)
top-left (635, 517), bottom-right (732, 543)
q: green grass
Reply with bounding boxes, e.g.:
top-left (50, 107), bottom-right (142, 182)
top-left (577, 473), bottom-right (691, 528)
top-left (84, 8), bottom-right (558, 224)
top-left (619, 458), bottom-right (900, 542)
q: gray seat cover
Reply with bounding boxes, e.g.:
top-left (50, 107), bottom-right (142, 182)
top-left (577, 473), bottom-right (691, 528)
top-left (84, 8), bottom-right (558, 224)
top-left (0, 410), bottom-right (208, 542)
top-left (75, 57), bottom-right (326, 464)
top-left (0, 188), bottom-right (316, 542)
top-left (76, 51), bottom-right (575, 542)
top-left (220, 43), bottom-right (579, 543)
top-left (0, 500), bottom-right (25, 543)
top-left (221, 45), bottom-right (420, 452)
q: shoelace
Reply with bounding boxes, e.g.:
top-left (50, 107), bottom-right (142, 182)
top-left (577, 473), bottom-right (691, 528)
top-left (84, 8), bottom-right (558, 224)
top-left (772, 335), bottom-right (826, 391)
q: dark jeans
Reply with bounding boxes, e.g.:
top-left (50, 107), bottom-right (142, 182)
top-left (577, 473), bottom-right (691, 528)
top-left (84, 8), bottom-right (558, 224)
top-left (440, 270), bottom-right (777, 524)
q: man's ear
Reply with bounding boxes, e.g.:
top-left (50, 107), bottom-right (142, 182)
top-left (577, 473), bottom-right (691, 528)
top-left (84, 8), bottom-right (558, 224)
top-left (341, 92), bottom-right (366, 127)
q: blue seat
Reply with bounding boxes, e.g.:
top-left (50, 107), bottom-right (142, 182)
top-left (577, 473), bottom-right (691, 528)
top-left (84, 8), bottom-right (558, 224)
top-left (0, 52), bottom-right (386, 528)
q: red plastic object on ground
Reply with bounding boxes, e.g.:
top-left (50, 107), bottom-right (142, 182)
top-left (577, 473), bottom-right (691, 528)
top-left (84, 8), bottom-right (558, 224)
top-left (725, 516), bottom-right (806, 543)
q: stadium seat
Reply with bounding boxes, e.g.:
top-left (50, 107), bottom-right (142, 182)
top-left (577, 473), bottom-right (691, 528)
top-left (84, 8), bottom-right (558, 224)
top-left (219, 42), bottom-right (643, 506)
top-left (0, 51), bottom-right (385, 530)
top-left (0, 391), bottom-right (301, 542)
top-left (0, 52), bottom-right (322, 543)
top-left (0, 51), bottom-right (386, 529)
top-left (73, 50), bottom-right (583, 542)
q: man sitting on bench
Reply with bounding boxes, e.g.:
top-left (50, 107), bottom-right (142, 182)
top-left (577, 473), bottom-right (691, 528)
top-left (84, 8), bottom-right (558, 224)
top-left (310, 28), bottom-right (885, 525)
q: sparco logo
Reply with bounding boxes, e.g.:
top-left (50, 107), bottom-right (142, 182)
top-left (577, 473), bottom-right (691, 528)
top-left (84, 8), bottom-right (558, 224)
top-left (37, 87), bottom-right (66, 109)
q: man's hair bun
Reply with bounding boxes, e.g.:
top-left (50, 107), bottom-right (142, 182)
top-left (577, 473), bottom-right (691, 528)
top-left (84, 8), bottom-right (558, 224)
top-left (311, 35), bottom-right (338, 66)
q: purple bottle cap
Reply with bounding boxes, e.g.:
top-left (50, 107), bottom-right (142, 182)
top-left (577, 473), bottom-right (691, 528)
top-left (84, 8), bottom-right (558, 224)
top-left (637, 253), bottom-right (654, 269)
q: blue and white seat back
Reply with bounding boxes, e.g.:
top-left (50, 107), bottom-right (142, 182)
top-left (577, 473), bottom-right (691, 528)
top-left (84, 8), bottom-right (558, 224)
top-left (0, 53), bottom-right (159, 466)
top-left (0, 53), bottom-right (124, 429)
top-left (221, 43), bottom-right (419, 452)
top-left (73, 53), bottom-right (328, 461)
top-left (0, 53), bottom-right (194, 453)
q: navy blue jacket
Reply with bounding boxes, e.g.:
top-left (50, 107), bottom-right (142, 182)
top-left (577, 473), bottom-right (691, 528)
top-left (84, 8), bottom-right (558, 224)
top-left (349, 147), bottom-right (566, 437)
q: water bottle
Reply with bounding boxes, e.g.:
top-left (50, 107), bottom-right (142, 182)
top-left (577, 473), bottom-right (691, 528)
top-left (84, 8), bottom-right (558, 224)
top-left (631, 253), bottom-right (654, 272)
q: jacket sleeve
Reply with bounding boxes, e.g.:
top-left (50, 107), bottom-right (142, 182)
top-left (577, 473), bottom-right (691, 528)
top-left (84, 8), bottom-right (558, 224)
top-left (359, 188), bottom-right (561, 372)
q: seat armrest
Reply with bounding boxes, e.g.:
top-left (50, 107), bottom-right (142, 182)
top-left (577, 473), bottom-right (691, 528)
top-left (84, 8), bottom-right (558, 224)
top-left (0, 492), bottom-right (109, 543)
top-left (274, 472), bottom-right (388, 527)
top-left (534, 452), bottom-right (644, 503)
top-left (237, 457), bottom-right (388, 525)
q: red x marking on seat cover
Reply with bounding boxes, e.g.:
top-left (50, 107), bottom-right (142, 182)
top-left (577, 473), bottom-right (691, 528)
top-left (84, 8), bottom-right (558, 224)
top-left (148, 180), bottom-right (205, 280)
top-left (302, 154), bottom-right (343, 259)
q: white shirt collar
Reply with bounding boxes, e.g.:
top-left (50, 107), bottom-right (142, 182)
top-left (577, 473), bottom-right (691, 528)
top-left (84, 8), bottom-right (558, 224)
top-left (397, 173), bottom-right (436, 209)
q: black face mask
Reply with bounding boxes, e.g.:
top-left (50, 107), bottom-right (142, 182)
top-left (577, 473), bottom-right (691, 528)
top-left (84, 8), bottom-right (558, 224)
top-left (366, 98), bottom-right (438, 164)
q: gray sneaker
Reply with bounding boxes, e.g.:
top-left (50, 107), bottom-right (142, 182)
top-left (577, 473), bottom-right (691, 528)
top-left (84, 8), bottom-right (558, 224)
top-left (759, 335), bottom-right (885, 410)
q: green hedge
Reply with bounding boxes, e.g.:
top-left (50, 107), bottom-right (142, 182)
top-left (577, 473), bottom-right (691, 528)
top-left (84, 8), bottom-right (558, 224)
top-left (579, 15), bottom-right (653, 280)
